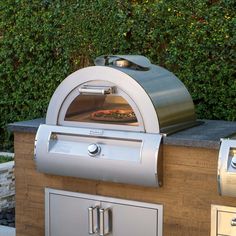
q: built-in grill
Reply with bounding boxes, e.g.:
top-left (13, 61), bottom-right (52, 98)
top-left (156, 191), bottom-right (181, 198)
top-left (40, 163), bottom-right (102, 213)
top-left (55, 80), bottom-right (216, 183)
top-left (218, 134), bottom-right (236, 197)
top-left (34, 55), bottom-right (198, 187)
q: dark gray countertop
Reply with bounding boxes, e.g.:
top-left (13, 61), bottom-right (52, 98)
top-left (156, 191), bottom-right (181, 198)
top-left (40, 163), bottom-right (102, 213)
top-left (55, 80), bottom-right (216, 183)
top-left (8, 118), bottom-right (236, 149)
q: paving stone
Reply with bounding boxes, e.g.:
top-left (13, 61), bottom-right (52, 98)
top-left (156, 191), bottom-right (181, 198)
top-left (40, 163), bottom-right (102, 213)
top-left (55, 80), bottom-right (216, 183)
top-left (0, 208), bottom-right (15, 228)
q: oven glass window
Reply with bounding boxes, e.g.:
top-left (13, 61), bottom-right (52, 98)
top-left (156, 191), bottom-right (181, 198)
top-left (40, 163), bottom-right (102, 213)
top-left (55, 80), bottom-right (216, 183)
top-left (64, 94), bottom-right (138, 126)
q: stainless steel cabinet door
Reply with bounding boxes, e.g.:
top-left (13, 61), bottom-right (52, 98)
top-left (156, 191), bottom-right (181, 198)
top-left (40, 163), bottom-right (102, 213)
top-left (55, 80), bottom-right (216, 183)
top-left (46, 189), bottom-right (163, 236)
top-left (101, 202), bottom-right (158, 236)
top-left (48, 193), bottom-right (96, 236)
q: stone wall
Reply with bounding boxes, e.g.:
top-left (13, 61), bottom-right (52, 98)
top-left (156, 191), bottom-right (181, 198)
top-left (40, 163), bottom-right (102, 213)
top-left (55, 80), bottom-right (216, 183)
top-left (0, 161), bottom-right (15, 211)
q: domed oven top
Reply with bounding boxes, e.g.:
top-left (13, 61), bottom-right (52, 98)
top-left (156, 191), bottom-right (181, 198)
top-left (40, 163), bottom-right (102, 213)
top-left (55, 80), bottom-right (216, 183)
top-left (46, 55), bottom-right (197, 134)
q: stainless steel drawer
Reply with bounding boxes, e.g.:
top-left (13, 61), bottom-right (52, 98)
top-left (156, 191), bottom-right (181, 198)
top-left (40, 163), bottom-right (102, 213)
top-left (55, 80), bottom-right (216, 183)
top-left (218, 211), bottom-right (236, 236)
top-left (211, 205), bottom-right (236, 236)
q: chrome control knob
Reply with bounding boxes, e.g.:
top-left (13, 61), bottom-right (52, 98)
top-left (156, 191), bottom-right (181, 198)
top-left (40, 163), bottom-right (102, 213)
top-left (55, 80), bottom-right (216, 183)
top-left (231, 156), bottom-right (236, 168)
top-left (88, 143), bottom-right (101, 157)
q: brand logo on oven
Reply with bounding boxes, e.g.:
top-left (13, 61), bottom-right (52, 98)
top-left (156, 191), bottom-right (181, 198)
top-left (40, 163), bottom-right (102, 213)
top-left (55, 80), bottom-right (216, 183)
top-left (89, 130), bottom-right (104, 136)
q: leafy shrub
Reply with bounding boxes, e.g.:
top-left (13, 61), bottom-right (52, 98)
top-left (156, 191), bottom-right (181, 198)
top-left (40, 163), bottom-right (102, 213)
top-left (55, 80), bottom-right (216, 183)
top-left (0, 156), bottom-right (13, 164)
top-left (0, 0), bottom-right (235, 150)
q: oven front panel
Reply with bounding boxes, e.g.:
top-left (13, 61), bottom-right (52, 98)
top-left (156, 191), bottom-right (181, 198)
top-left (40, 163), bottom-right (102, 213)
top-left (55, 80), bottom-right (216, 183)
top-left (35, 124), bottom-right (162, 187)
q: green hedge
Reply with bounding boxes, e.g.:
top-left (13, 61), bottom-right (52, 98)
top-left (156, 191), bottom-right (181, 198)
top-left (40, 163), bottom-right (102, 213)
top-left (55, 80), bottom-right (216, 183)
top-left (0, 156), bottom-right (13, 164)
top-left (0, 0), bottom-right (235, 150)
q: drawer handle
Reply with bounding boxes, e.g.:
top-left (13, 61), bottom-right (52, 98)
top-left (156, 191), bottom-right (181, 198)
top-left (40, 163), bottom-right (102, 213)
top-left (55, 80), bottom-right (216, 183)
top-left (231, 218), bottom-right (236, 226)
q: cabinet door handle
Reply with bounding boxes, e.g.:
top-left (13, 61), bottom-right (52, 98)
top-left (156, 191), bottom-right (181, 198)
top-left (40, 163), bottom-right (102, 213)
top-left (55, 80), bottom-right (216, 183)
top-left (88, 206), bottom-right (99, 234)
top-left (231, 218), bottom-right (236, 226)
top-left (99, 208), bottom-right (112, 236)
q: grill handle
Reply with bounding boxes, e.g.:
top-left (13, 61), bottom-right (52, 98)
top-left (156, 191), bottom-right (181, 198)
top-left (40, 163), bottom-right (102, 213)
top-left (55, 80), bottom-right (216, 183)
top-left (79, 86), bottom-right (115, 95)
top-left (99, 208), bottom-right (112, 236)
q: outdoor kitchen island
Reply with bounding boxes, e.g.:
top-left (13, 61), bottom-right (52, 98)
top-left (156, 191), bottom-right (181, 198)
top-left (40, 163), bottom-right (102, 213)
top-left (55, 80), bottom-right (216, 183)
top-left (8, 118), bottom-right (236, 236)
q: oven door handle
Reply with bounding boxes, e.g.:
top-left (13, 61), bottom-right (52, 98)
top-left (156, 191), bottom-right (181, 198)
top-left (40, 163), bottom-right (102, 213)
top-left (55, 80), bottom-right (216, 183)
top-left (79, 86), bottom-right (115, 95)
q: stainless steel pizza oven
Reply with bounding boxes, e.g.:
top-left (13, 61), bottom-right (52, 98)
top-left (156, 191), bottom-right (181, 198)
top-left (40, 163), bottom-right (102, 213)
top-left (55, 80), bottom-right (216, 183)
top-left (34, 55), bottom-right (197, 187)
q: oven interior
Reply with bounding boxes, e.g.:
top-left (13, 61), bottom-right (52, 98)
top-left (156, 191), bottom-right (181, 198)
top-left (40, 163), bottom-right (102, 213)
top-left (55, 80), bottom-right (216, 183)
top-left (58, 81), bottom-right (144, 131)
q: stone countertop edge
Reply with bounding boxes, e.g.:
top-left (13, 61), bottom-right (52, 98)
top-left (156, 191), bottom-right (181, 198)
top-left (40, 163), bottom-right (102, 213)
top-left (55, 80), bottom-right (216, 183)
top-left (7, 118), bottom-right (236, 150)
top-left (8, 118), bottom-right (45, 133)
